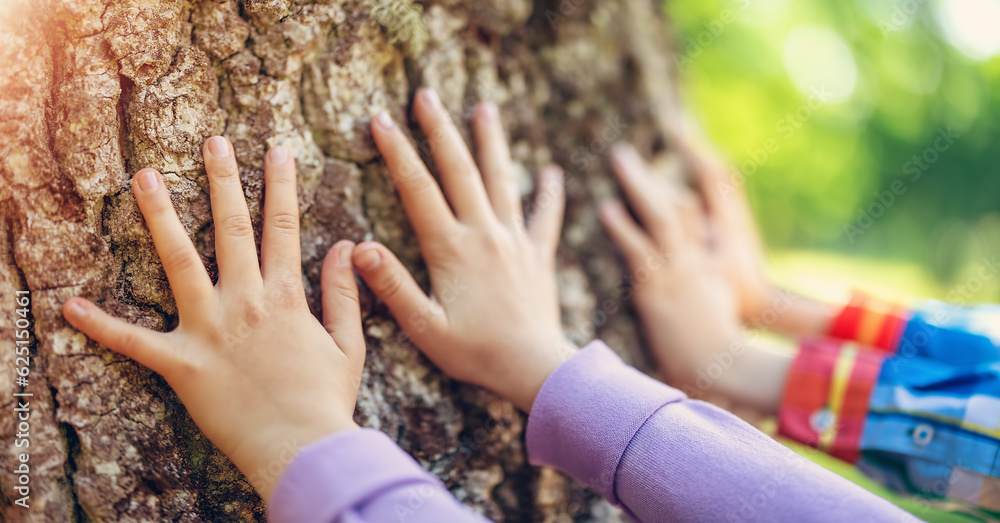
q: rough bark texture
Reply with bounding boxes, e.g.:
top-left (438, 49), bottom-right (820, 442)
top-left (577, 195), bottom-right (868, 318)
top-left (0, 0), bottom-right (682, 520)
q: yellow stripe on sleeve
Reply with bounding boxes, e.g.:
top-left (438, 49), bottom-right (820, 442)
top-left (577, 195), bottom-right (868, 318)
top-left (819, 345), bottom-right (859, 451)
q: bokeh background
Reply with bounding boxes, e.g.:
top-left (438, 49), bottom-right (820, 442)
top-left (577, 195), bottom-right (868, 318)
top-left (666, 0), bottom-right (999, 520)
top-left (669, 0), bottom-right (1000, 303)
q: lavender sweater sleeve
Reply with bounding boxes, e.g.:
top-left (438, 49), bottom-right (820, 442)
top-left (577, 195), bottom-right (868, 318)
top-left (267, 428), bottom-right (486, 522)
top-left (526, 341), bottom-right (917, 522)
top-left (269, 341), bottom-right (914, 522)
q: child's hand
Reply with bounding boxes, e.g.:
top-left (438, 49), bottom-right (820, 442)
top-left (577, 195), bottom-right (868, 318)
top-left (62, 138), bottom-right (365, 501)
top-left (669, 128), bottom-right (775, 324)
top-left (671, 127), bottom-right (836, 337)
top-left (353, 90), bottom-right (574, 412)
top-left (600, 144), bottom-right (742, 387)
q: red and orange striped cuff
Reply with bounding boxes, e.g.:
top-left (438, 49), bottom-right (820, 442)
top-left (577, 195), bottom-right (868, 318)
top-left (828, 292), bottom-right (909, 353)
top-left (778, 338), bottom-right (885, 463)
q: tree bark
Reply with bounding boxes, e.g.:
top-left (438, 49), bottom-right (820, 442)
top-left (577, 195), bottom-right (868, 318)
top-left (0, 0), bottom-right (681, 520)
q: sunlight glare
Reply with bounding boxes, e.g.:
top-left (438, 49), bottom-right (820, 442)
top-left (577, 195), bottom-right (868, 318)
top-left (936, 0), bottom-right (1000, 60)
top-left (782, 26), bottom-right (858, 104)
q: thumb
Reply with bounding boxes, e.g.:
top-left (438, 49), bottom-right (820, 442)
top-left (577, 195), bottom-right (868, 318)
top-left (62, 297), bottom-right (178, 377)
top-left (351, 242), bottom-right (445, 342)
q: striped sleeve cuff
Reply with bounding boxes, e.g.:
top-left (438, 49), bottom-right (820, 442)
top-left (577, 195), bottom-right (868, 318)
top-left (829, 292), bottom-right (909, 352)
top-left (778, 338), bottom-right (885, 463)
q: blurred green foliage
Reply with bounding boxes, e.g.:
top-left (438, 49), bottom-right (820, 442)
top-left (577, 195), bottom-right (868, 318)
top-left (666, 0), bottom-right (1000, 299)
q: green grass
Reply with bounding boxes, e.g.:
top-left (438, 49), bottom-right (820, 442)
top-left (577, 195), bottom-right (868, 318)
top-left (784, 440), bottom-right (984, 522)
top-left (769, 249), bottom-right (944, 302)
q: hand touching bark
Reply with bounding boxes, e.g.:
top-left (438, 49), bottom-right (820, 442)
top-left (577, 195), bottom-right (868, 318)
top-left (600, 144), bottom-right (742, 387)
top-left (669, 128), bottom-right (775, 324)
top-left (602, 143), bottom-right (793, 411)
top-left (62, 137), bottom-right (365, 501)
top-left (672, 127), bottom-right (835, 336)
top-left (353, 90), bottom-right (574, 412)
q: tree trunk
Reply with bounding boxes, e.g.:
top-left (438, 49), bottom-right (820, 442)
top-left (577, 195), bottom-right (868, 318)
top-left (0, 0), bottom-right (682, 520)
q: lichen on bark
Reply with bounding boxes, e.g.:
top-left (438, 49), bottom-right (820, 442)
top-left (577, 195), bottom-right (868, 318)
top-left (0, 0), bottom-right (682, 520)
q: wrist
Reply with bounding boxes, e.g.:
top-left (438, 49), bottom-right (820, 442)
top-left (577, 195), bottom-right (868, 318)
top-left (502, 335), bottom-right (577, 413)
top-left (240, 416), bottom-right (359, 501)
top-left (710, 337), bottom-right (793, 414)
top-left (742, 280), bottom-right (782, 323)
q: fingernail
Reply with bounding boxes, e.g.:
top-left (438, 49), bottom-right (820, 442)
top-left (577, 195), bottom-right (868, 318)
top-left (354, 246), bottom-right (381, 272)
top-left (420, 88), bottom-right (441, 109)
top-left (66, 300), bottom-right (87, 320)
top-left (614, 142), bottom-right (639, 158)
top-left (207, 136), bottom-right (230, 157)
top-left (374, 111), bottom-right (395, 130)
top-left (612, 145), bottom-right (641, 176)
top-left (601, 201), bottom-right (624, 219)
top-left (479, 101), bottom-right (498, 121)
top-left (337, 241), bottom-right (354, 266)
top-left (542, 166), bottom-right (563, 186)
top-left (268, 145), bottom-right (289, 164)
top-left (135, 170), bottom-right (159, 192)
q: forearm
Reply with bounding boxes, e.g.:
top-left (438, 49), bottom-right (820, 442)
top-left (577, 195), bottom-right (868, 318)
top-left (634, 293), bottom-right (789, 413)
top-left (652, 329), bottom-right (793, 415)
top-left (704, 336), bottom-right (793, 415)
top-left (268, 429), bottom-right (485, 523)
top-left (752, 287), bottom-right (837, 339)
top-left (527, 341), bottom-right (911, 522)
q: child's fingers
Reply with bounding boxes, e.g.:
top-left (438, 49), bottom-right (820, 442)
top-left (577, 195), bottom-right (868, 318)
top-left (260, 146), bottom-right (304, 292)
top-left (62, 297), bottom-right (178, 376)
top-left (526, 165), bottom-right (565, 264)
top-left (321, 240), bottom-right (366, 366)
top-left (473, 102), bottom-right (522, 227)
top-left (670, 131), bottom-right (733, 220)
top-left (351, 242), bottom-right (446, 340)
top-left (672, 188), bottom-right (709, 249)
top-left (671, 131), bottom-right (764, 254)
top-left (678, 137), bottom-right (761, 247)
top-left (610, 144), bottom-right (679, 243)
top-left (203, 136), bottom-right (262, 291)
top-left (371, 112), bottom-right (459, 241)
top-left (599, 200), bottom-right (657, 271)
top-left (413, 88), bottom-right (493, 225)
top-left (132, 169), bottom-right (216, 321)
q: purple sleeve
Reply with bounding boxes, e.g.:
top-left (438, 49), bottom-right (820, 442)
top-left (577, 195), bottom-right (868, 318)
top-left (526, 341), bottom-right (916, 522)
top-left (267, 428), bottom-right (487, 523)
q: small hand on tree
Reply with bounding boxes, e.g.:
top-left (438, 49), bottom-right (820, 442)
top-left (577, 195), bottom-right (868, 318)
top-left (352, 90), bottom-right (575, 413)
top-left (668, 126), bottom-right (776, 325)
top-left (600, 143), bottom-right (742, 388)
top-left (63, 137), bottom-right (366, 500)
top-left (601, 143), bottom-right (792, 412)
